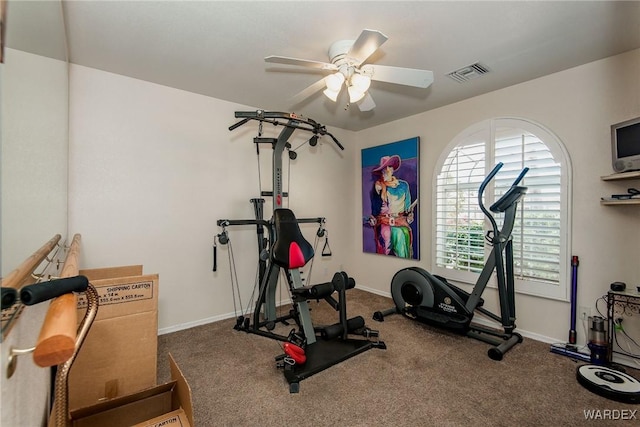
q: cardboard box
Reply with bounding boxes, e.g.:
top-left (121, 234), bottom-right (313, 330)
top-left (68, 266), bottom-right (159, 410)
top-left (69, 354), bottom-right (193, 427)
top-left (78, 264), bottom-right (144, 281)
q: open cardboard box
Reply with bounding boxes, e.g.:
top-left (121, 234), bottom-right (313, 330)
top-left (69, 265), bottom-right (158, 410)
top-left (68, 354), bottom-right (194, 427)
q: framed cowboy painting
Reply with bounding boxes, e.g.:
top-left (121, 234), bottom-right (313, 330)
top-left (361, 137), bottom-right (420, 259)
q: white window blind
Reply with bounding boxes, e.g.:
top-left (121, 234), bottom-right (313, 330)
top-left (434, 118), bottom-right (571, 301)
top-left (494, 128), bottom-right (562, 284)
top-left (436, 142), bottom-right (486, 274)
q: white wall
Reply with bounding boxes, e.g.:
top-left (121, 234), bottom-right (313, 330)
top-left (353, 48), bottom-right (640, 345)
top-left (1, 48), bottom-right (68, 273)
top-left (68, 65), bottom-right (355, 332)
top-left (1, 48), bottom-right (68, 427)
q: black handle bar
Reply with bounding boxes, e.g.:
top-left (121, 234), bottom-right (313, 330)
top-left (228, 118), bottom-right (250, 131)
top-left (229, 110), bottom-right (344, 151)
top-left (478, 162), bottom-right (529, 235)
top-left (478, 162), bottom-right (504, 206)
top-left (477, 162), bottom-right (528, 193)
top-left (512, 167), bottom-right (529, 186)
top-left (326, 132), bottom-right (345, 150)
top-left (478, 162), bottom-right (530, 208)
top-left (20, 275), bottom-right (89, 306)
top-left (234, 111), bottom-right (295, 120)
top-left (479, 163), bottom-right (529, 194)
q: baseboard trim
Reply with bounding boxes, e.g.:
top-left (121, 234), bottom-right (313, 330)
top-left (355, 284), bottom-right (391, 298)
top-left (356, 284), bottom-right (561, 345)
top-left (160, 286), bottom-right (561, 346)
top-left (159, 312), bottom-right (236, 335)
top-left (158, 298), bottom-right (293, 335)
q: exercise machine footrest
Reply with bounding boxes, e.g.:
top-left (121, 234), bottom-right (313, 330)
top-left (277, 338), bottom-right (384, 393)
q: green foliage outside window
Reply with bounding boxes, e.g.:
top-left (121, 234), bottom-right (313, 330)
top-left (444, 222), bottom-right (485, 272)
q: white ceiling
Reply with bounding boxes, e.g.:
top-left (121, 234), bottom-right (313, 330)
top-left (6, 1), bottom-right (640, 131)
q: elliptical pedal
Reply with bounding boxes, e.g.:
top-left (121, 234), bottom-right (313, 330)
top-left (413, 306), bottom-right (470, 331)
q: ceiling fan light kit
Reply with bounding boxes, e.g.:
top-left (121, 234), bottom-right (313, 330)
top-left (265, 29), bottom-right (434, 112)
top-left (351, 73), bottom-right (371, 92)
top-left (347, 85), bottom-right (366, 103)
top-left (322, 67), bottom-right (372, 104)
top-left (324, 72), bottom-right (345, 92)
top-left (323, 87), bottom-right (340, 102)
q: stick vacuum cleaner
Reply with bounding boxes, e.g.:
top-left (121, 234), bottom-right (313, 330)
top-left (550, 256), bottom-right (590, 361)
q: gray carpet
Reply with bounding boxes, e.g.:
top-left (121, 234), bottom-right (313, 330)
top-left (157, 289), bottom-right (639, 426)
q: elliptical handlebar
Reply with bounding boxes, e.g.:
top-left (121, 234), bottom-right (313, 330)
top-left (512, 166), bottom-right (530, 186)
top-left (478, 162), bottom-right (529, 241)
top-left (477, 162), bottom-right (530, 212)
top-left (229, 110), bottom-right (344, 151)
top-left (477, 162), bottom-right (504, 214)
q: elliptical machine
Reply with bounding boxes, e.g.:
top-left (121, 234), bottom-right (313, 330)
top-left (373, 162), bottom-right (528, 360)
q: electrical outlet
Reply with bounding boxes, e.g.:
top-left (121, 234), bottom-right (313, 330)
top-left (579, 306), bottom-right (591, 321)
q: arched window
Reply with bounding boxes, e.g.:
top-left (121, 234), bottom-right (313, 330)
top-left (433, 118), bottom-right (571, 300)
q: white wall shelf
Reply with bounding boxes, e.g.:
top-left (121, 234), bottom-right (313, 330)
top-left (600, 170), bottom-right (640, 205)
top-left (601, 170), bottom-right (640, 181)
top-left (600, 199), bottom-right (640, 206)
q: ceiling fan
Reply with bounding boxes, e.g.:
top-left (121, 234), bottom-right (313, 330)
top-left (265, 29), bottom-right (434, 112)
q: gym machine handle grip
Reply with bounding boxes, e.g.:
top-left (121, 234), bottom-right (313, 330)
top-left (479, 162), bottom-right (503, 195)
top-left (477, 162), bottom-right (506, 211)
top-left (326, 132), bottom-right (344, 151)
top-left (228, 118), bottom-right (249, 131)
top-left (512, 167), bottom-right (529, 186)
top-left (234, 110), bottom-right (298, 120)
top-left (213, 244), bottom-right (217, 272)
top-left (20, 275), bottom-right (89, 306)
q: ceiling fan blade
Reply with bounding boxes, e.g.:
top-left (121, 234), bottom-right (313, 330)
top-left (347, 29), bottom-right (388, 66)
top-left (265, 55), bottom-right (338, 71)
top-left (367, 64), bottom-right (434, 88)
top-left (289, 78), bottom-right (328, 106)
top-left (357, 92), bottom-right (376, 112)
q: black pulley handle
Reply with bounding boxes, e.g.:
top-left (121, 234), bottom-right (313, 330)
top-left (20, 275), bottom-right (89, 306)
top-left (213, 231), bottom-right (229, 272)
top-left (213, 240), bottom-right (217, 272)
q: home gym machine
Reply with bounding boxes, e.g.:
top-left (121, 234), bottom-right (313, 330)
top-left (373, 162), bottom-right (527, 360)
top-left (215, 110), bottom-right (385, 392)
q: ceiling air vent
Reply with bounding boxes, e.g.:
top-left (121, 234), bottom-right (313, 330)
top-left (447, 62), bottom-right (490, 83)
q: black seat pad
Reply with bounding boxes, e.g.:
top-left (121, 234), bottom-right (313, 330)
top-left (271, 209), bottom-right (315, 269)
